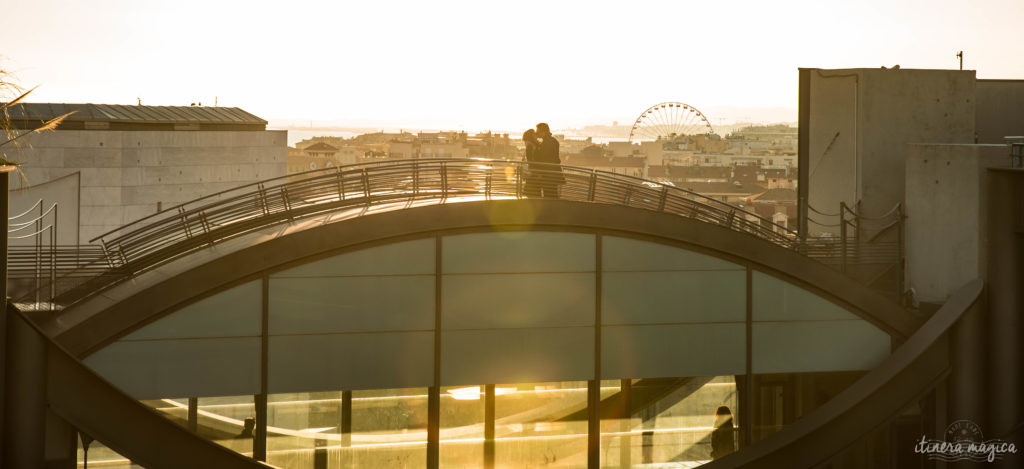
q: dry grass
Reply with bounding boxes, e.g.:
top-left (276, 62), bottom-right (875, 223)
top-left (1, 60), bottom-right (74, 186)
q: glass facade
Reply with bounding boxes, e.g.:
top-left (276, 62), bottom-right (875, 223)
top-left (86, 232), bottom-right (893, 467)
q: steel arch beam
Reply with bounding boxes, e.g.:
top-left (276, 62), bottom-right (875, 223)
top-left (47, 199), bottom-right (921, 359)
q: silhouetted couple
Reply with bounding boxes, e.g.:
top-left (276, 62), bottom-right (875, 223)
top-left (522, 123), bottom-right (564, 198)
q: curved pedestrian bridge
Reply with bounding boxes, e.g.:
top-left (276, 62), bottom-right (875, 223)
top-left (11, 158), bottom-right (968, 469)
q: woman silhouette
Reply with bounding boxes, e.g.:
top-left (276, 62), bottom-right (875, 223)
top-left (710, 405), bottom-right (735, 460)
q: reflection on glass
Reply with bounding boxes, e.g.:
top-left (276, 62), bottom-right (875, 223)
top-left (147, 395), bottom-right (256, 457)
top-left (600, 376), bottom-right (738, 467)
top-left (752, 371), bottom-right (864, 443)
top-left (350, 387), bottom-right (428, 468)
top-left (78, 435), bottom-right (134, 468)
top-left (495, 381), bottom-right (590, 468)
top-left (440, 385), bottom-right (485, 467)
top-left (267, 391), bottom-right (342, 468)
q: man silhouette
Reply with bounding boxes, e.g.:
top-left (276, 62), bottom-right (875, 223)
top-left (533, 123), bottom-right (564, 198)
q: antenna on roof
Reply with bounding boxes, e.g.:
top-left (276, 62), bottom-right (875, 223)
top-left (956, 51), bottom-right (963, 70)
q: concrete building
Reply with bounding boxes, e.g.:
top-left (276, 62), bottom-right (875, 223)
top-left (563, 155), bottom-right (647, 178)
top-left (5, 103), bottom-right (286, 243)
top-left (798, 68), bottom-right (976, 235)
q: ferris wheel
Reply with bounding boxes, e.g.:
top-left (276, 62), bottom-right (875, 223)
top-left (628, 102), bottom-right (715, 143)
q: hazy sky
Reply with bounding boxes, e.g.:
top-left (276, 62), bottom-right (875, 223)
top-left (2, 0), bottom-right (1022, 130)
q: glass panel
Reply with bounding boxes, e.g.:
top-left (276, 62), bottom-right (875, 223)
top-left (441, 328), bottom-right (594, 386)
top-left (269, 332), bottom-right (433, 393)
top-left (271, 239), bottom-right (434, 277)
top-left (442, 273), bottom-right (594, 329)
top-left (270, 276), bottom-right (435, 334)
top-left (600, 376), bottom-right (739, 467)
top-left (148, 394), bottom-right (257, 456)
top-left (440, 385), bottom-right (485, 468)
top-left (602, 271), bottom-right (745, 324)
top-left (752, 271), bottom-right (857, 321)
top-left (122, 280), bottom-right (261, 340)
top-left (602, 324), bottom-right (745, 379)
top-left (85, 337), bottom-right (260, 399)
top-left (350, 387), bottom-right (428, 468)
top-left (443, 232), bottom-right (595, 273)
top-left (602, 236), bottom-right (742, 272)
top-left (266, 391), bottom-right (342, 469)
top-left (752, 321), bottom-right (890, 373)
top-left (751, 270), bottom-right (891, 374)
top-left (751, 371), bottom-right (865, 443)
top-left (494, 381), bottom-right (590, 468)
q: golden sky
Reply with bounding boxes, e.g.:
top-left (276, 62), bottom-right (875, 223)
top-left (2, 0), bottom-right (1022, 130)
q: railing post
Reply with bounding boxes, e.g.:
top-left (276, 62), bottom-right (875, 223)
top-left (515, 162), bottom-right (523, 198)
top-left (361, 168), bottom-right (370, 200)
top-left (587, 171), bottom-right (597, 202)
top-left (35, 202), bottom-right (42, 307)
top-left (485, 169), bottom-right (492, 200)
top-left (49, 206), bottom-right (57, 303)
top-left (412, 162), bottom-right (420, 196)
top-left (897, 204), bottom-right (905, 300)
top-left (258, 183), bottom-right (270, 215)
top-left (725, 209), bottom-right (735, 228)
top-left (335, 169), bottom-right (346, 202)
top-left (440, 162), bottom-right (448, 200)
top-left (854, 199), bottom-right (863, 242)
top-left (117, 243), bottom-right (129, 268)
top-left (179, 206), bottom-right (193, 239)
top-left (657, 186), bottom-right (668, 212)
top-left (99, 239), bottom-right (118, 269)
top-left (280, 187), bottom-right (292, 212)
top-left (840, 202), bottom-right (848, 274)
top-left (198, 211), bottom-right (216, 246)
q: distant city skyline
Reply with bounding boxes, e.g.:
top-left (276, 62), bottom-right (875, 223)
top-left (3, 0), bottom-right (1022, 131)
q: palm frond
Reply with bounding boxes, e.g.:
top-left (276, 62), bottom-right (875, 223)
top-left (35, 111), bottom-right (74, 132)
top-left (0, 86), bottom-right (36, 112)
top-left (0, 111), bottom-right (75, 149)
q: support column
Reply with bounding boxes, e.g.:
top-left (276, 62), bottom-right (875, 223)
top-left (341, 390), bottom-right (352, 469)
top-left (588, 235), bottom-right (602, 469)
top-left (986, 170), bottom-right (1023, 442)
top-left (619, 379), bottom-right (631, 468)
top-left (0, 167), bottom-right (11, 450)
top-left (2, 310), bottom-right (48, 468)
top-left (187, 397), bottom-right (198, 433)
top-left (484, 384), bottom-right (495, 469)
top-left (428, 236), bottom-right (442, 469)
top-left (948, 300), bottom-right (988, 431)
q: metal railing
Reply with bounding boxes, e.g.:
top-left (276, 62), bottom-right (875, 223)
top-left (7, 199), bottom-right (61, 306)
top-left (22, 158), bottom-right (798, 306)
top-left (89, 159), bottom-right (796, 267)
top-left (806, 200), bottom-right (906, 299)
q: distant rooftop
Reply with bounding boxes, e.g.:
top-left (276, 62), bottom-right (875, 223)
top-left (3, 103), bottom-right (267, 131)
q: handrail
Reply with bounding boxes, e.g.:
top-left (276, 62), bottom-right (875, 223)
top-left (5, 303), bottom-right (272, 469)
top-left (7, 202), bottom-right (56, 229)
top-left (705, 278), bottom-right (983, 468)
top-left (41, 158), bottom-right (816, 307)
top-left (7, 198), bottom-right (43, 220)
top-left (87, 158), bottom-right (464, 242)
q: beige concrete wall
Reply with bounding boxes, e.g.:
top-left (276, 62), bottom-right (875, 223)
top-left (806, 70), bottom-right (858, 235)
top-left (9, 130), bottom-right (286, 242)
top-left (904, 143), bottom-right (1006, 303)
top-left (975, 79), bottom-right (1024, 144)
top-left (807, 69), bottom-right (976, 235)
